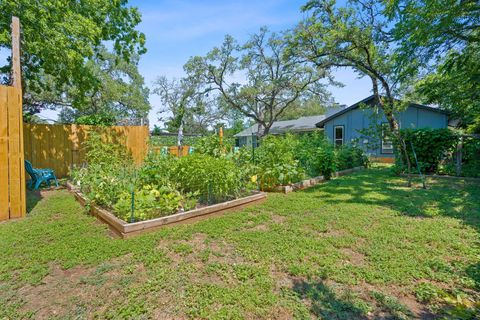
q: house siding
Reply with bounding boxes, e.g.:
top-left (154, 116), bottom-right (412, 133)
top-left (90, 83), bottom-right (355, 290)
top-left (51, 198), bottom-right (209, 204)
top-left (323, 105), bottom-right (448, 158)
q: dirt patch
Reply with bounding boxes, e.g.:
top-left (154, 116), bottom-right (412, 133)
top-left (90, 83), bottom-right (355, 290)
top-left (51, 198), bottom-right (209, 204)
top-left (340, 248), bottom-right (366, 265)
top-left (18, 257), bottom-right (147, 319)
top-left (250, 223), bottom-right (269, 231)
top-left (271, 214), bottom-right (286, 224)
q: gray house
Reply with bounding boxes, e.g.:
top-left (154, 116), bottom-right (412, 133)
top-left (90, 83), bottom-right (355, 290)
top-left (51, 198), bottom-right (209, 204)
top-left (316, 95), bottom-right (449, 159)
top-left (235, 115), bottom-right (325, 147)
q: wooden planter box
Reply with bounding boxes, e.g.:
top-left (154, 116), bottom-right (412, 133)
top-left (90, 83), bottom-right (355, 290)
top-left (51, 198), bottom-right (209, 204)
top-left (272, 166), bottom-right (365, 194)
top-left (67, 182), bottom-right (266, 239)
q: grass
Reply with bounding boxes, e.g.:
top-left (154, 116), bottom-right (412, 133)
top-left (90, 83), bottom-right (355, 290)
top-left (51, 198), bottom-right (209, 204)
top-left (0, 166), bottom-right (479, 319)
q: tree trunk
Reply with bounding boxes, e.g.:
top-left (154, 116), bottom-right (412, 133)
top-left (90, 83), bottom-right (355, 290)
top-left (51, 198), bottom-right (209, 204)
top-left (382, 103), bottom-right (413, 187)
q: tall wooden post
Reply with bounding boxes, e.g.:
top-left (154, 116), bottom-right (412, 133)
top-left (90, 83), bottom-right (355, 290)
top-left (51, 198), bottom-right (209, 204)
top-left (11, 17), bottom-right (21, 89)
top-left (9, 16), bottom-right (26, 218)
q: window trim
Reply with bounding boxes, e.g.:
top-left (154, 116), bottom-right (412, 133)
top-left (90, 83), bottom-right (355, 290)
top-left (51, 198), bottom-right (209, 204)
top-left (334, 125), bottom-right (344, 146)
top-left (381, 123), bottom-right (394, 154)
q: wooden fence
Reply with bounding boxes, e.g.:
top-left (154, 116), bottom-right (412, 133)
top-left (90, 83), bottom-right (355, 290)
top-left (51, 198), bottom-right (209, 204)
top-left (0, 85), bottom-right (26, 221)
top-left (24, 124), bottom-right (149, 178)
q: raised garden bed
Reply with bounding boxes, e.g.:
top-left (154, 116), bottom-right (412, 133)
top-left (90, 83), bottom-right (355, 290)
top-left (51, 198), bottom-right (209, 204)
top-left (66, 182), bottom-right (266, 239)
top-left (271, 166), bottom-right (365, 194)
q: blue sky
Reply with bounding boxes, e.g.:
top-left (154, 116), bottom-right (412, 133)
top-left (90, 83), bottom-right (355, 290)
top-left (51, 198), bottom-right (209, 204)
top-left (41, 0), bottom-right (371, 127)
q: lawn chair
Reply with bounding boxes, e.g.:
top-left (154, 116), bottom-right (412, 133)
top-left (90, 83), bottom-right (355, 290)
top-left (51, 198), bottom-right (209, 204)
top-left (25, 160), bottom-right (59, 190)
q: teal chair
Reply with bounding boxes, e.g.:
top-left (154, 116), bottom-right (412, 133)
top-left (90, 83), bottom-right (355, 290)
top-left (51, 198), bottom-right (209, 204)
top-left (25, 160), bottom-right (59, 190)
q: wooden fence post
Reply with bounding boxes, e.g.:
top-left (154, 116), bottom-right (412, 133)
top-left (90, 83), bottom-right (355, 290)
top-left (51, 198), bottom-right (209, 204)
top-left (0, 16), bottom-right (26, 221)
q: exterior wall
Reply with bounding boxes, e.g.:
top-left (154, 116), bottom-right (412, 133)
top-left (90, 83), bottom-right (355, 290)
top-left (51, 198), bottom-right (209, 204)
top-left (236, 135), bottom-right (258, 148)
top-left (324, 105), bottom-right (448, 158)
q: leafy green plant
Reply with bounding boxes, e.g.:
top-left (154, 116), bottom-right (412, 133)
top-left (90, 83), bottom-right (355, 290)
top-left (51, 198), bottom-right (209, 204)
top-left (395, 128), bottom-right (458, 174)
top-left (137, 151), bottom-right (173, 186)
top-left (193, 134), bottom-right (233, 157)
top-left (336, 144), bottom-right (369, 171)
top-left (171, 154), bottom-right (247, 203)
top-left (254, 134), bottom-right (304, 189)
top-left (371, 291), bottom-right (412, 319)
top-left (71, 130), bottom-right (135, 208)
top-left (415, 283), bottom-right (444, 303)
top-left (295, 132), bottom-right (339, 179)
top-left (113, 184), bottom-right (189, 222)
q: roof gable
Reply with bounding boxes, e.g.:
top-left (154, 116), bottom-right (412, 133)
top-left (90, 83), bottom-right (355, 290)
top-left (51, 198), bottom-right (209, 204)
top-left (315, 95), bottom-right (448, 128)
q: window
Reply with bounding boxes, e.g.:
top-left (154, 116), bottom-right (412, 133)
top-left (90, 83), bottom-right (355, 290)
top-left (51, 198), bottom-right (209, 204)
top-left (381, 123), bottom-right (394, 154)
top-left (334, 126), bottom-right (344, 146)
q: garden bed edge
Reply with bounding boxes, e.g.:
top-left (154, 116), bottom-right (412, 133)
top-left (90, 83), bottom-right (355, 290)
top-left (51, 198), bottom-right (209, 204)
top-left (271, 166), bottom-right (365, 194)
top-left (66, 182), bottom-right (267, 238)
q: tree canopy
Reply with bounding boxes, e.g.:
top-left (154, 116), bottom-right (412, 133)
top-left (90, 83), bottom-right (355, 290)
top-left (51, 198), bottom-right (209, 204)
top-left (385, 0), bottom-right (480, 132)
top-left (292, 0), bottom-right (418, 176)
top-left (57, 47), bottom-right (150, 125)
top-left (184, 28), bottom-right (330, 136)
top-left (0, 0), bottom-right (147, 117)
top-left (153, 76), bottom-right (225, 135)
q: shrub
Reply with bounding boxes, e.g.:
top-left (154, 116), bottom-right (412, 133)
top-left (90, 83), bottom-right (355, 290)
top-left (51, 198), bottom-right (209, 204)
top-left (460, 137), bottom-right (480, 177)
top-left (254, 134), bottom-right (304, 188)
top-left (396, 128), bottom-right (458, 173)
top-left (171, 154), bottom-right (246, 203)
top-left (335, 144), bottom-right (369, 171)
top-left (295, 132), bottom-right (337, 179)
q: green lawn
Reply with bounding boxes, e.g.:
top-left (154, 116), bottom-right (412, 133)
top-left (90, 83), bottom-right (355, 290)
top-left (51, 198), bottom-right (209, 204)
top-left (0, 167), bottom-right (479, 319)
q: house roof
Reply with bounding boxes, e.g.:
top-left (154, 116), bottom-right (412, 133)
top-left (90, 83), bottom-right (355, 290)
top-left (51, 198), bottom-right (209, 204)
top-left (315, 95), bottom-right (449, 128)
top-left (234, 115), bottom-right (325, 137)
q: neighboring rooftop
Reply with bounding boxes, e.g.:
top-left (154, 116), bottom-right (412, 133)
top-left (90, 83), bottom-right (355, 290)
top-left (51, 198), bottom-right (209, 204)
top-left (234, 115), bottom-right (325, 137)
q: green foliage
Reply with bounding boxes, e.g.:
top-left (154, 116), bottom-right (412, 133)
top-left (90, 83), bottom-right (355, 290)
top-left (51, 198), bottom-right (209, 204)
top-left (371, 291), bottom-right (412, 319)
top-left (295, 132), bottom-right (337, 179)
top-left (396, 128), bottom-right (458, 173)
top-left (56, 47), bottom-right (150, 123)
top-left (113, 184), bottom-right (188, 222)
top-left (184, 27), bottom-right (329, 136)
top-left (75, 113), bottom-right (117, 126)
top-left (193, 134), bottom-right (233, 158)
top-left (171, 154), bottom-right (246, 203)
top-left (0, 1), bottom-right (146, 113)
top-left (71, 131), bottom-right (134, 208)
top-left (137, 152), bottom-right (172, 186)
top-left (414, 283), bottom-right (443, 303)
top-left (460, 138), bottom-right (480, 178)
top-left (335, 144), bottom-right (369, 171)
top-left (386, 0), bottom-right (479, 133)
top-left (150, 135), bottom-right (201, 147)
top-left (254, 134), bottom-right (304, 189)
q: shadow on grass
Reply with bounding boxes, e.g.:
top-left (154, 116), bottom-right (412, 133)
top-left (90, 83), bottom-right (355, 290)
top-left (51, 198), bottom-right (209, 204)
top-left (26, 190), bottom-right (43, 213)
top-left (292, 279), bottom-right (368, 319)
top-left (300, 167), bottom-right (480, 317)
top-left (302, 167), bottom-right (480, 232)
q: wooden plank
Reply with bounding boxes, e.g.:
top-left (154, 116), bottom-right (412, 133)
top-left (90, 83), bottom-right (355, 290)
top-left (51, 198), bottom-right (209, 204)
top-left (124, 192), bottom-right (267, 233)
top-left (16, 88), bottom-right (26, 217)
top-left (22, 124), bottom-right (149, 178)
top-left (7, 86), bottom-right (21, 218)
top-left (0, 86), bottom-right (9, 221)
